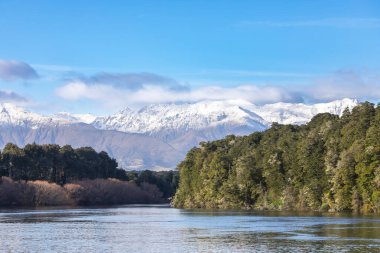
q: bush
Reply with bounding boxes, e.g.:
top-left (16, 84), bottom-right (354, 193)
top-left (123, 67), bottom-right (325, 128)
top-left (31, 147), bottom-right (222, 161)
top-left (0, 177), bottom-right (35, 206)
top-left (69, 179), bottom-right (165, 205)
top-left (29, 180), bottom-right (72, 206)
top-left (0, 177), bottom-right (166, 207)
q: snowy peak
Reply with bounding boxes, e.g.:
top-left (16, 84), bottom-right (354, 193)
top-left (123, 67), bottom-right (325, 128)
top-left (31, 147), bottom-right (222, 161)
top-left (54, 112), bottom-right (97, 124)
top-left (314, 98), bottom-right (358, 116)
top-left (0, 103), bottom-right (63, 128)
top-left (253, 98), bottom-right (358, 125)
top-left (0, 98), bottom-right (359, 133)
top-left (92, 98), bottom-right (358, 134)
top-left (92, 100), bottom-right (269, 135)
top-left (0, 104), bottom-right (97, 128)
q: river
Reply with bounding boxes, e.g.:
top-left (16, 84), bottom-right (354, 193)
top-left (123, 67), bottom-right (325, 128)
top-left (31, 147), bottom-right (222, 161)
top-left (0, 205), bottom-right (380, 252)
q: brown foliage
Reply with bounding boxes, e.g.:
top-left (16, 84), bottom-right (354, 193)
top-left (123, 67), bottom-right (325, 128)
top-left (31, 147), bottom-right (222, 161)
top-left (0, 177), bottom-right (35, 206)
top-left (69, 179), bottom-right (165, 205)
top-left (29, 181), bottom-right (72, 206)
top-left (0, 177), bottom-right (165, 207)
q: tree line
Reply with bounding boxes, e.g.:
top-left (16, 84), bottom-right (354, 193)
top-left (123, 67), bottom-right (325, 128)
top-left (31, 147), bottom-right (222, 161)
top-left (0, 143), bottom-right (179, 206)
top-left (0, 143), bottom-right (125, 184)
top-left (172, 102), bottom-right (380, 213)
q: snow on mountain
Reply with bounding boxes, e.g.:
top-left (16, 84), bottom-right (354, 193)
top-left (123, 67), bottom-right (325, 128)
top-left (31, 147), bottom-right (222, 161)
top-left (0, 103), bottom-right (97, 127)
top-left (92, 98), bottom-right (358, 134)
top-left (249, 98), bottom-right (358, 125)
top-left (0, 103), bottom-right (70, 128)
top-left (0, 104), bottom-right (181, 170)
top-left (54, 112), bottom-right (97, 124)
top-left (1, 98), bottom-right (357, 134)
top-left (92, 100), bottom-right (268, 135)
top-left (91, 98), bottom-right (358, 155)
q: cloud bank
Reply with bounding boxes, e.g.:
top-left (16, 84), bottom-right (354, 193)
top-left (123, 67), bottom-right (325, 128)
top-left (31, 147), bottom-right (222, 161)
top-left (56, 81), bottom-right (302, 108)
top-left (303, 70), bottom-right (380, 102)
top-left (0, 60), bottom-right (39, 81)
top-left (55, 70), bottom-right (380, 109)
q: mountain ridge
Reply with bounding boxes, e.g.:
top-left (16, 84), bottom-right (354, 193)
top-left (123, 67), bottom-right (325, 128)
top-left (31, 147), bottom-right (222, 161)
top-left (0, 98), bottom-right (358, 170)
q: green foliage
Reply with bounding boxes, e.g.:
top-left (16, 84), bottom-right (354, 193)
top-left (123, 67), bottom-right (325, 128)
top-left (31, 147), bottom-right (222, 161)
top-left (173, 102), bottom-right (380, 213)
top-left (0, 143), bottom-right (121, 184)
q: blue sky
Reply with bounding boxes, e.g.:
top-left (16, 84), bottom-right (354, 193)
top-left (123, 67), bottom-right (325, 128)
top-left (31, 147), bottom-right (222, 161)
top-left (0, 0), bottom-right (379, 114)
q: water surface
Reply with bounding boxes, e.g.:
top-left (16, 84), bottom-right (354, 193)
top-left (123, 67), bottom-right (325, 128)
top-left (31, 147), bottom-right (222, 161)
top-left (0, 205), bottom-right (380, 252)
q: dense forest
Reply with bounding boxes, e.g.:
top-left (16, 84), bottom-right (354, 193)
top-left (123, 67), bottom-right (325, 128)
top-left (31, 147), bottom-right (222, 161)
top-left (173, 102), bottom-right (380, 213)
top-left (0, 143), bottom-right (178, 206)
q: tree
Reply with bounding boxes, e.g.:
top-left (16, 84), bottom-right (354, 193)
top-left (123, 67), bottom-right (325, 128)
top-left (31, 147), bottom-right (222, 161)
top-left (2, 143), bottom-right (26, 180)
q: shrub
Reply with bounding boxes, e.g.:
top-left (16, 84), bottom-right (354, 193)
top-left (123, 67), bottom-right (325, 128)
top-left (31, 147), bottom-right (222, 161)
top-left (0, 177), bottom-right (166, 207)
top-left (0, 177), bottom-right (35, 206)
top-left (29, 180), bottom-right (72, 206)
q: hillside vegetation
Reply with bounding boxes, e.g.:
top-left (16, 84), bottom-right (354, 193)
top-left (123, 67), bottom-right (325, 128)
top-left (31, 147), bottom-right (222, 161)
top-left (172, 102), bottom-right (380, 213)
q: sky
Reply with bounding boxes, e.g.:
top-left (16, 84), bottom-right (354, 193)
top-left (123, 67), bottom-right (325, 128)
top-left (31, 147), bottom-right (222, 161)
top-left (0, 0), bottom-right (380, 115)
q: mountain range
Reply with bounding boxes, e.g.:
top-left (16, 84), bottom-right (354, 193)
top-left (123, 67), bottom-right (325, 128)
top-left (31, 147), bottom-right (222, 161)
top-left (0, 98), bottom-right (358, 170)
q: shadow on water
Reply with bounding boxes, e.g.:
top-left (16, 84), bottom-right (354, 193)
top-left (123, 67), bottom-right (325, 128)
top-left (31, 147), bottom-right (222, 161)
top-left (178, 208), bottom-right (380, 218)
top-left (0, 204), bottom-right (170, 223)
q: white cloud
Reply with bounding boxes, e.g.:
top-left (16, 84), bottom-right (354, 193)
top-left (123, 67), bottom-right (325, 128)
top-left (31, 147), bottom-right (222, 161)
top-left (56, 80), bottom-right (302, 109)
top-left (303, 70), bottom-right (380, 102)
top-left (55, 70), bottom-right (380, 110)
top-left (55, 82), bottom-right (125, 107)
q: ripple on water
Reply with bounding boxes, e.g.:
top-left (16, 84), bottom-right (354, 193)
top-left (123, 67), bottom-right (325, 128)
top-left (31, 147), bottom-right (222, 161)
top-left (0, 206), bottom-right (380, 252)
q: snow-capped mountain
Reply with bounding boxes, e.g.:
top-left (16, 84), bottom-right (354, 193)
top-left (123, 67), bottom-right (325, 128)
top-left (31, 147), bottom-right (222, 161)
top-left (251, 98), bottom-right (358, 125)
top-left (0, 103), bottom-right (181, 170)
top-left (0, 98), bottom-right (359, 170)
top-left (91, 98), bottom-right (358, 154)
top-left (92, 98), bottom-right (358, 134)
top-left (92, 100), bottom-right (268, 135)
top-left (0, 103), bottom-right (70, 128)
top-left (91, 100), bottom-right (271, 151)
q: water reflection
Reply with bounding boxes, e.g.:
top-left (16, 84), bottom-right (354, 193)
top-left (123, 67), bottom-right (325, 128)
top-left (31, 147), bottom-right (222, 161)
top-left (0, 205), bottom-right (379, 252)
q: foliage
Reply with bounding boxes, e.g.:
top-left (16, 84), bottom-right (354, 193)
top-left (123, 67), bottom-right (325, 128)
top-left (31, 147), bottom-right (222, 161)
top-left (0, 177), bottom-right (166, 207)
top-left (134, 170), bottom-right (179, 198)
top-left (173, 102), bottom-right (380, 213)
top-left (0, 143), bottom-right (122, 184)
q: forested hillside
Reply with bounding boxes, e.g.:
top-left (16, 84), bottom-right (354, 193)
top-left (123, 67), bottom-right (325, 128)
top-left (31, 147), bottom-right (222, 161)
top-left (172, 102), bottom-right (380, 213)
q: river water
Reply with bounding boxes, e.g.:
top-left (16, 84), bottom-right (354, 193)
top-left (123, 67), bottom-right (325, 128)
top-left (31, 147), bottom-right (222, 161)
top-left (0, 205), bottom-right (380, 252)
